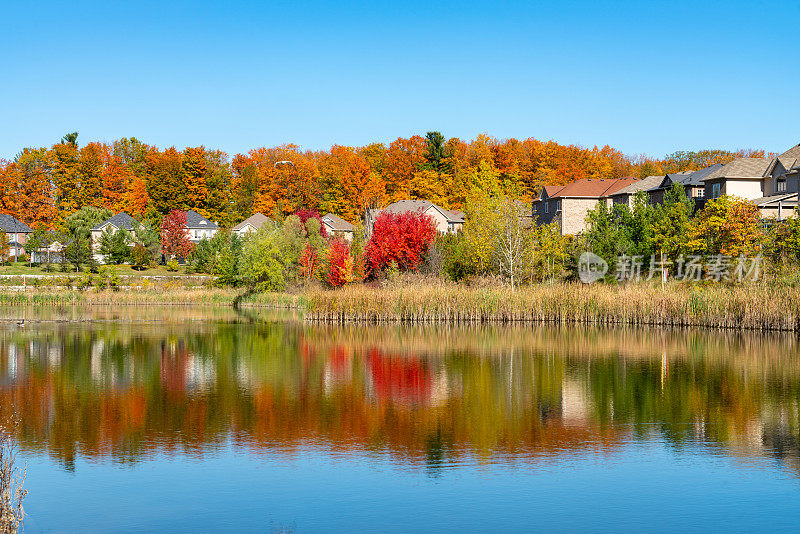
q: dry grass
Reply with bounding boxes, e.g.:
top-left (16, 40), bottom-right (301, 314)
top-left (2, 278), bottom-right (798, 332)
top-left (0, 430), bottom-right (25, 534)
top-left (297, 279), bottom-right (800, 332)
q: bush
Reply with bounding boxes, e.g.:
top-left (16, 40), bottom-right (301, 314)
top-left (166, 259), bottom-right (179, 272)
top-left (131, 244), bottom-right (151, 270)
top-left (326, 238), bottom-right (353, 288)
top-left (363, 211), bottom-right (437, 276)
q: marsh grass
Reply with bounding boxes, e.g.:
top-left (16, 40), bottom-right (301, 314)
top-left (297, 279), bottom-right (799, 332)
top-left (1, 277), bottom-right (797, 331)
top-left (0, 428), bottom-right (25, 534)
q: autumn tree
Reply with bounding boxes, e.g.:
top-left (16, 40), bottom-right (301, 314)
top-left (182, 146), bottom-right (210, 216)
top-left (124, 176), bottom-right (150, 219)
top-left (146, 147), bottom-right (184, 214)
top-left (687, 196), bottom-right (764, 257)
top-left (160, 210), bottom-right (194, 260)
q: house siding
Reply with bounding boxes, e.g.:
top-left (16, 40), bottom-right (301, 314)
top-left (725, 179), bottom-right (763, 200)
top-left (561, 198), bottom-right (600, 235)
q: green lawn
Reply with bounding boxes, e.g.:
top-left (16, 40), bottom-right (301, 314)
top-left (0, 262), bottom-right (204, 277)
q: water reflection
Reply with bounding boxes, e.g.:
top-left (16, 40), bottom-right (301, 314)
top-left (1, 316), bottom-right (799, 477)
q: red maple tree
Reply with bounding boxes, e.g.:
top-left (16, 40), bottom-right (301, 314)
top-left (160, 210), bottom-right (194, 259)
top-left (363, 211), bottom-right (437, 275)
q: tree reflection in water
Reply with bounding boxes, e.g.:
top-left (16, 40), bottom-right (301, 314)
top-left (0, 317), bottom-right (799, 476)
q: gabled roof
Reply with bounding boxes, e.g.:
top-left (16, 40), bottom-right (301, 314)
top-left (609, 175), bottom-right (664, 197)
top-left (0, 214), bottom-right (32, 233)
top-left (91, 212), bottom-right (136, 232)
top-left (321, 213), bottom-right (355, 232)
top-left (540, 185), bottom-right (565, 199)
top-left (378, 200), bottom-right (464, 223)
top-left (656, 163), bottom-right (726, 190)
top-left (779, 143), bottom-right (800, 163)
top-left (186, 210), bottom-right (218, 229)
top-left (543, 178), bottom-right (639, 199)
top-left (702, 158), bottom-right (772, 181)
top-left (232, 213), bottom-right (271, 231)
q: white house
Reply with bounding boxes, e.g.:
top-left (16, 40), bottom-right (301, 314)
top-left (90, 212), bottom-right (137, 262)
top-left (186, 210), bottom-right (219, 242)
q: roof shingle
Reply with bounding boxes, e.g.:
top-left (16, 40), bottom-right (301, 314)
top-left (0, 214), bottom-right (32, 233)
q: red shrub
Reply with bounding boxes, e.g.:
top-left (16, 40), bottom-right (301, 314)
top-left (326, 238), bottom-right (352, 287)
top-left (364, 211), bottom-right (437, 275)
top-left (299, 242), bottom-right (320, 280)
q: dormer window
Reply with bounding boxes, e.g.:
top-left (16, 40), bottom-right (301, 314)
top-left (778, 179), bottom-right (787, 193)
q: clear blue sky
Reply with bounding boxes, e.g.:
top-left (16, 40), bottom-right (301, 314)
top-left (1, 0), bottom-right (798, 160)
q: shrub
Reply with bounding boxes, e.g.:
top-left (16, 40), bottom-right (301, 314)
top-left (326, 238), bottom-right (353, 288)
top-left (131, 243), bottom-right (151, 270)
top-left (166, 259), bottom-right (179, 272)
top-left (364, 211), bottom-right (437, 276)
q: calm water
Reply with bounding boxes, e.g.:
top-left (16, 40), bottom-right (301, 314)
top-left (1, 307), bottom-right (799, 532)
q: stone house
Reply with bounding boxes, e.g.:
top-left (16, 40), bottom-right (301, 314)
top-left (532, 177), bottom-right (639, 235)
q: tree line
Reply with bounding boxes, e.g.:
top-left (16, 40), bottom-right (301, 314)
top-left (0, 131), bottom-right (766, 229)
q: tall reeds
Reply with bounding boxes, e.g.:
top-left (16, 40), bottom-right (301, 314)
top-left (298, 282), bottom-right (799, 332)
top-left (0, 430), bottom-right (25, 534)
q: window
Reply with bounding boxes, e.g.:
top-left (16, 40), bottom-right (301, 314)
top-left (556, 200), bottom-right (562, 211)
top-left (695, 188), bottom-right (704, 198)
top-left (778, 179), bottom-right (787, 193)
top-left (711, 183), bottom-right (721, 199)
top-left (544, 203), bottom-right (549, 214)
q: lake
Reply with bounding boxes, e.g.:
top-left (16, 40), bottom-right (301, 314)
top-left (1, 307), bottom-right (799, 532)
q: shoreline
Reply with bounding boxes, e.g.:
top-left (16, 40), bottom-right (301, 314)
top-left (1, 282), bottom-right (798, 332)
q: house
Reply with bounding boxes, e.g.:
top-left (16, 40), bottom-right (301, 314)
top-left (701, 158), bottom-right (773, 201)
top-left (364, 200), bottom-right (465, 236)
top-left (0, 214), bottom-right (33, 260)
top-left (608, 175), bottom-right (665, 207)
top-left (695, 144), bottom-right (800, 221)
top-left (645, 165), bottom-right (723, 212)
top-left (532, 177), bottom-right (639, 235)
top-left (186, 210), bottom-right (218, 242)
top-left (91, 212), bottom-right (137, 261)
top-left (30, 232), bottom-right (70, 264)
top-left (321, 213), bottom-right (355, 241)
top-left (232, 213), bottom-right (272, 237)
top-left (764, 143), bottom-right (800, 197)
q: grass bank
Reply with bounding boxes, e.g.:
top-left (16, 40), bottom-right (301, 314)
top-left (0, 287), bottom-right (297, 308)
top-left (1, 281), bottom-right (798, 332)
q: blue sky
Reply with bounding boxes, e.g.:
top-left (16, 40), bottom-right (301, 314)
top-left (1, 0), bottom-right (797, 160)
